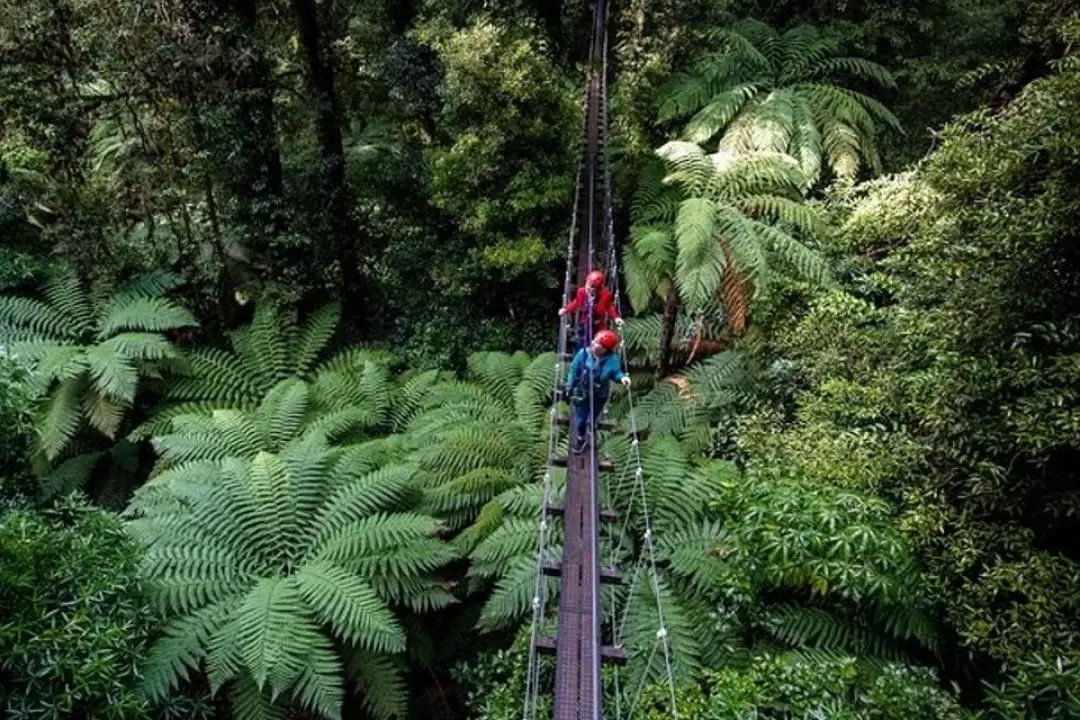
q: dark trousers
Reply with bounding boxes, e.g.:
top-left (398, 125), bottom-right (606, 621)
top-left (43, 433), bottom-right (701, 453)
top-left (571, 395), bottom-right (609, 440)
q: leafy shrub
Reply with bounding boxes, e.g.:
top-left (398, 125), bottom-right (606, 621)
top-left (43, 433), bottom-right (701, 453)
top-left (0, 494), bottom-right (208, 719)
top-left (0, 353), bottom-right (35, 505)
top-left (637, 653), bottom-right (968, 719)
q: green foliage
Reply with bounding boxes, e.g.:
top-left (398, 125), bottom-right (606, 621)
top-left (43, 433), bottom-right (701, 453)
top-left (400, 350), bottom-right (563, 629)
top-left (0, 493), bottom-right (212, 719)
top-left (417, 16), bottom-right (577, 291)
top-left (126, 430), bottom-right (458, 720)
top-left (142, 301), bottom-right (402, 444)
top-left (732, 66), bottom-right (1080, 712)
top-left (163, 301), bottom-right (342, 407)
top-left (151, 369), bottom-right (398, 467)
top-left (637, 653), bottom-right (967, 719)
top-left (980, 654), bottom-right (1080, 720)
top-left (626, 144), bottom-right (829, 325)
top-left (0, 268), bottom-right (195, 461)
top-left (451, 624), bottom-right (553, 720)
top-left (626, 346), bottom-right (753, 446)
top-left (0, 353), bottom-right (35, 503)
top-left (659, 18), bottom-right (900, 186)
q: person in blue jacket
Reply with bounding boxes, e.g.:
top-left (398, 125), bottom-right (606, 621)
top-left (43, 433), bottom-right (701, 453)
top-left (565, 329), bottom-right (631, 453)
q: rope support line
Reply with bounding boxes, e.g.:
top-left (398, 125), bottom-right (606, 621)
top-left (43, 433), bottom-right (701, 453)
top-left (524, 0), bottom-right (680, 717)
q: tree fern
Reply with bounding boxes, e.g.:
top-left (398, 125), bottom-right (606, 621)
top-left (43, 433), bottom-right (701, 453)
top-left (138, 302), bottom-right (398, 443)
top-left (127, 431), bottom-right (458, 720)
top-left (657, 142), bottom-right (831, 310)
top-left (164, 300), bottom-right (348, 407)
top-left (0, 267), bottom-right (196, 461)
top-left (658, 17), bottom-right (901, 186)
top-left (761, 603), bottom-right (916, 666)
top-left (627, 148), bottom-right (828, 370)
top-left (404, 351), bottom-right (555, 535)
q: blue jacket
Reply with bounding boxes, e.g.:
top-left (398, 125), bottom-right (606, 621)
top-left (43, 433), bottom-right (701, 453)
top-left (566, 348), bottom-right (626, 403)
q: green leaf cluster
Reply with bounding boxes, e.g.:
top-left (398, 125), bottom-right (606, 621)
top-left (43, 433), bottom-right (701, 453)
top-left (0, 269), bottom-right (195, 461)
top-left (127, 429), bottom-right (458, 720)
top-left (0, 494), bottom-right (211, 720)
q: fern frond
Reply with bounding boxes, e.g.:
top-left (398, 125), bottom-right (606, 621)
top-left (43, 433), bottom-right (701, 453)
top-left (809, 56), bottom-right (897, 90)
top-left (101, 332), bottom-right (179, 361)
top-left (39, 379), bottom-right (85, 460)
top-left (469, 517), bottom-right (543, 577)
top-left (244, 303), bottom-right (293, 391)
top-left (293, 303), bottom-right (341, 375)
top-left (40, 267), bottom-right (93, 334)
top-left (466, 351), bottom-right (525, 405)
top-left (293, 561), bottom-right (405, 654)
top-left (0, 296), bottom-right (69, 340)
top-left (112, 271), bottom-right (186, 301)
top-left (753, 220), bottom-right (830, 284)
top-left (289, 650), bottom-right (345, 720)
top-left (168, 348), bottom-right (262, 405)
top-left (683, 82), bottom-right (761, 145)
top-left (620, 577), bottom-right (703, 688)
top-left (96, 296), bottom-right (196, 339)
top-left (85, 343), bottom-right (139, 402)
top-left (229, 672), bottom-right (287, 720)
top-left (673, 197), bottom-right (724, 310)
top-left (422, 468), bottom-right (520, 519)
top-left (390, 369), bottom-right (444, 432)
top-left (762, 604), bottom-right (911, 662)
top-left (475, 553), bottom-right (558, 632)
top-left (347, 650), bottom-right (407, 720)
top-left (258, 379), bottom-right (311, 447)
top-left (138, 598), bottom-right (238, 703)
top-left (39, 451), bottom-right (104, 500)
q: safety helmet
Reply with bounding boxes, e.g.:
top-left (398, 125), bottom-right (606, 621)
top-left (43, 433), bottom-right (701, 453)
top-left (586, 270), bottom-right (606, 288)
top-left (594, 329), bottom-right (619, 351)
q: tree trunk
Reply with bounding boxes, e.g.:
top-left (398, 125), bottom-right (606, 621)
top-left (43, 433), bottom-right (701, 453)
top-left (720, 240), bottom-right (749, 334)
top-left (657, 282), bottom-right (679, 378)
top-left (230, 0), bottom-right (285, 207)
top-left (289, 0), bottom-right (364, 337)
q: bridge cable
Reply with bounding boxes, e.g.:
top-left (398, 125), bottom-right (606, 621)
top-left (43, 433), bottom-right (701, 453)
top-left (594, 4), bottom-right (680, 716)
top-left (523, 75), bottom-right (593, 720)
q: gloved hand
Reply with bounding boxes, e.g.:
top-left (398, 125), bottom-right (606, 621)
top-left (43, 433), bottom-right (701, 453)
top-left (614, 317), bottom-right (624, 328)
top-left (621, 376), bottom-right (631, 387)
top-left (558, 308), bottom-right (567, 317)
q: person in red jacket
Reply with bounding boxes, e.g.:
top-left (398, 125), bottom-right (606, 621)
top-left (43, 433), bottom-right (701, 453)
top-left (559, 269), bottom-right (623, 350)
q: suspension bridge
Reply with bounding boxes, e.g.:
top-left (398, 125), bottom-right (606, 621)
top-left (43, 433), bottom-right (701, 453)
top-left (523, 2), bottom-right (678, 718)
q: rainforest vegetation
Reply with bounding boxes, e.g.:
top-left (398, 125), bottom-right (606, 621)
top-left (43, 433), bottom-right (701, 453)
top-left (1, 0), bottom-right (1079, 718)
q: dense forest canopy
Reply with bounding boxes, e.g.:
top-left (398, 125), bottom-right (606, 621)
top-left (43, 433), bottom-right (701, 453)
top-left (1, 0), bottom-right (1079, 718)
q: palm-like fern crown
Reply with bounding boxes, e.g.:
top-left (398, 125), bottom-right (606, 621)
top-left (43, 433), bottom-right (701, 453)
top-left (150, 376), bottom-right (401, 475)
top-left (166, 301), bottom-right (342, 406)
top-left (658, 18), bottom-right (901, 186)
top-left (625, 146), bottom-right (830, 321)
top-left (0, 268), bottom-right (197, 459)
top-left (626, 348), bottom-right (754, 451)
top-left (126, 430), bottom-right (458, 720)
top-left (138, 301), bottom-right (397, 441)
top-left (396, 351), bottom-right (565, 630)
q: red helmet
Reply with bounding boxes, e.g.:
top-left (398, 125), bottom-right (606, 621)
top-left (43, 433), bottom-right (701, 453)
top-left (594, 329), bottom-right (619, 351)
top-left (586, 270), bottom-right (605, 288)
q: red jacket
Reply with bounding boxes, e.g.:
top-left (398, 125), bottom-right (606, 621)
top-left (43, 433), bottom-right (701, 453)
top-left (562, 286), bottom-right (620, 329)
